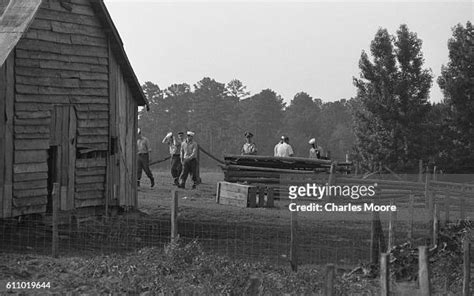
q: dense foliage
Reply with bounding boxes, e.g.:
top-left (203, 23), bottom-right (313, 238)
top-left (0, 239), bottom-right (380, 295)
top-left (436, 21), bottom-right (474, 172)
top-left (139, 79), bottom-right (355, 167)
top-left (352, 25), bottom-right (433, 172)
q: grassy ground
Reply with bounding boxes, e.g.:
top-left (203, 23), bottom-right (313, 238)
top-left (136, 168), bottom-right (434, 265)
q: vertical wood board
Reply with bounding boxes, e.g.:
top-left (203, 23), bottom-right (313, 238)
top-left (67, 106), bottom-right (76, 210)
top-left (4, 53), bottom-right (14, 217)
top-left (0, 52), bottom-right (6, 217)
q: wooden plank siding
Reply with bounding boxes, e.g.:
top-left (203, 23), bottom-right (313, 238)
top-left (11, 0), bottom-right (110, 214)
top-left (0, 52), bottom-right (6, 217)
top-left (1, 0), bottom-right (143, 216)
top-left (3, 53), bottom-right (14, 217)
top-left (109, 49), bottom-right (138, 207)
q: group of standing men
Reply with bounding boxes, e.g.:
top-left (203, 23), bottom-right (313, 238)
top-left (136, 129), bottom-right (199, 189)
top-left (137, 129), bottom-right (325, 189)
top-left (242, 132), bottom-right (323, 159)
top-left (162, 131), bottom-right (198, 189)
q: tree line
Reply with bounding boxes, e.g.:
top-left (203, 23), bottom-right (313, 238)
top-left (139, 78), bottom-right (354, 167)
top-left (139, 22), bottom-right (473, 173)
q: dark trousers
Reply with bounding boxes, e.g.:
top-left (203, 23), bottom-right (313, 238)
top-left (137, 153), bottom-right (154, 182)
top-left (170, 155), bottom-right (182, 182)
top-left (179, 158), bottom-right (197, 186)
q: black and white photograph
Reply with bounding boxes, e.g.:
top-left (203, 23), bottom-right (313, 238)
top-left (0, 0), bottom-right (473, 294)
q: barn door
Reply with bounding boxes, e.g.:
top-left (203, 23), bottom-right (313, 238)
top-left (48, 105), bottom-right (77, 211)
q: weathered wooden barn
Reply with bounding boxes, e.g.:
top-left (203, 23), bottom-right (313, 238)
top-left (0, 0), bottom-right (148, 218)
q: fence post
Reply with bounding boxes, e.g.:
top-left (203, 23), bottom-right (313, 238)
top-left (445, 201), bottom-right (450, 225)
top-left (432, 204), bottom-right (439, 247)
top-left (419, 246), bottom-right (431, 296)
top-left (245, 274), bottom-right (262, 296)
top-left (408, 194), bottom-right (414, 244)
top-left (370, 211), bottom-right (380, 264)
top-left (460, 198), bottom-right (466, 220)
top-left (215, 182), bottom-right (221, 204)
top-left (325, 263), bottom-right (335, 296)
top-left (463, 239), bottom-right (471, 296)
top-left (424, 173), bottom-right (430, 208)
top-left (418, 159), bottom-right (423, 182)
top-left (388, 200), bottom-right (394, 252)
top-left (380, 253), bottom-right (390, 296)
top-left (171, 190), bottom-right (178, 241)
top-left (428, 190), bottom-right (434, 217)
top-left (52, 182), bottom-right (60, 258)
top-left (290, 210), bottom-right (298, 272)
top-left (328, 163), bottom-right (336, 186)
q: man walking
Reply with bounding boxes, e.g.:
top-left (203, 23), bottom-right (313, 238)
top-left (137, 128), bottom-right (155, 187)
top-left (162, 131), bottom-right (184, 186)
top-left (178, 131), bottom-right (198, 189)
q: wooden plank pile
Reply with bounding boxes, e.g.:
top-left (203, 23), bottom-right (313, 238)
top-left (218, 155), bottom-right (351, 199)
top-left (220, 154), bottom-right (351, 183)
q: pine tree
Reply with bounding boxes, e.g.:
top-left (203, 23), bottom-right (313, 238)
top-left (437, 21), bottom-right (474, 172)
top-left (353, 25), bottom-right (433, 172)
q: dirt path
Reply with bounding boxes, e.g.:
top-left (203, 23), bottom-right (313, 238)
top-left (139, 169), bottom-right (431, 229)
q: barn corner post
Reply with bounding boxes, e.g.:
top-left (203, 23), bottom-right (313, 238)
top-left (1, 51), bottom-right (14, 219)
top-left (0, 49), bottom-right (7, 219)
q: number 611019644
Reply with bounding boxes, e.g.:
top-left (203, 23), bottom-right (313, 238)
top-left (5, 282), bottom-right (51, 289)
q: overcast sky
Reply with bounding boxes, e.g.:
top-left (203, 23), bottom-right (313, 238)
top-left (104, 1), bottom-right (472, 104)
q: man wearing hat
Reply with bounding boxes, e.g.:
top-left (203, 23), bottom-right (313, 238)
top-left (162, 131), bottom-right (184, 186)
top-left (178, 131), bottom-right (198, 189)
top-left (308, 138), bottom-right (322, 159)
top-left (274, 136), bottom-right (294, 157)
top-left (137, 128), bottom-right (155, 187)
top-left (241, 132), bottom-right (257, 155)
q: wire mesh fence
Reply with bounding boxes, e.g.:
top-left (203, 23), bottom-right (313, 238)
top-left (0, 209), bottom-right (440, 267)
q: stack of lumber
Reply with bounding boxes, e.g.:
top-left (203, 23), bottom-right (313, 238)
top-left (220, 155), bottom-right (344, 183)
top-left (219, 155), bottom-right (352, 197)
top-left (224, 155), bottom-right (335, 170)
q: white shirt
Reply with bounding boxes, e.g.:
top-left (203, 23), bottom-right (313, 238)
top-left (274, 142), bottom-right (294, 157)
top-left (137, 136), bottom-right (151, 154)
